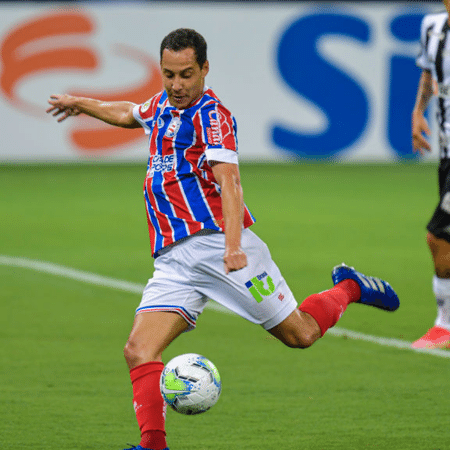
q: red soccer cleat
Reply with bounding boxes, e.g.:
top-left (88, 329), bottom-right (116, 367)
top-left (411, 326), bottom-right (450, 349)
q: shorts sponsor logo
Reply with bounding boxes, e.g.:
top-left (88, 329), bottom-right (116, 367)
top-left (245, 271), bottom-right (275, 303)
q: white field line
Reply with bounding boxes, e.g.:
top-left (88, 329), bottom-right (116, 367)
top-left (1, 254), bottom-right (450, 359)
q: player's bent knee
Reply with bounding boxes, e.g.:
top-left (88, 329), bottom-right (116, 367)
top-left (287, 331), bottom-right (317, 349)
top-left (275, 329), bottom-right (317, 349)
top-left (268, 310), bottom-right (320, 348)
top-left (123, 340), bottom-right (139, 366)
top-left (124, 337), bottom-right (164, 368)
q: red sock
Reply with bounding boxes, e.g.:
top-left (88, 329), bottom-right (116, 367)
top-left (130, 361), bottom-right (167, 450)
top-left (299, 280), bottom-right (360, 336)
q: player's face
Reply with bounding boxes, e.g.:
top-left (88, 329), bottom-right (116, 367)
top-left (161, 47), bottom-right (209, 110)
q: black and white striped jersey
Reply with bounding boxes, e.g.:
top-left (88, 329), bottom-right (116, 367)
top-left (417, 12), bottom-right (450, 159)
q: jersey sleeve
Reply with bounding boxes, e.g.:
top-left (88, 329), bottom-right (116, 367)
top-left (132, 94), bottom-right (160, 135)
top-left (417, 14), bottom-right (434, 71)
top-left (200, 101), bottom-right (239, 165)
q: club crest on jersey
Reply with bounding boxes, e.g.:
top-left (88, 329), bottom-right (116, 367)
top-left (165, 116), bottom-right (182, 138)
top-left (245, 271), bottom-right (275, 303)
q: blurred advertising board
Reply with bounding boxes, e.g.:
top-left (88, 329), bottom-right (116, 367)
top-left (0, 2), bottom-right (442, 162)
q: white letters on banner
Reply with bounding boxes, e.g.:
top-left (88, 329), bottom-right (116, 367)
top-left (0, 2), bottom-right (442, 161)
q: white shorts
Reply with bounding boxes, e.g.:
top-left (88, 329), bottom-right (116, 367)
top-left (136, 228), bottom-right (298, 331)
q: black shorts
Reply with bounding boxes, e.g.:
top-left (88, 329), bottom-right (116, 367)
top-left (427, 159), bottom-right (450, 243)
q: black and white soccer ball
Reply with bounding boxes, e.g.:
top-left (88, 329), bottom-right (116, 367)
top-left (160, 353), bottom-right (222, 415)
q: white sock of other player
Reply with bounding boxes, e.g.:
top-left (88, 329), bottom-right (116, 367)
top-left (432, 275), bottom-right (450, 331)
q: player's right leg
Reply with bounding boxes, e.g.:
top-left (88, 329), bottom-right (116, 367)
top-left (124, 311), bottom-right (189, 369)
top-left (123, 311), bottom-right (189, 450)
top-left (122, 242), bottom-right (208, 450)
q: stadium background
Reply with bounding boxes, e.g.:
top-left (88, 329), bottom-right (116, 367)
top-left (2, 2), bottom-right (450, 450)
top-left (0, 0), bottom-right (444, 162)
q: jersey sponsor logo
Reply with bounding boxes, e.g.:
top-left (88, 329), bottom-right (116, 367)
top-left (206, 110), bottom-right (222, 145)
top-left (245, 271), bottom-right (275, 303)
top-left (149, 154), bottom-right (175, 177)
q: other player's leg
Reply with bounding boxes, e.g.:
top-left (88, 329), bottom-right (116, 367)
top-left (412, 232), bottom-right (450, 349)
top-left (413, 159), bottom-right (450, 349)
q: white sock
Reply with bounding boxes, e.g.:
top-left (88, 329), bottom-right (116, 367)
top-left (432, 276), bottom-right (450, 330)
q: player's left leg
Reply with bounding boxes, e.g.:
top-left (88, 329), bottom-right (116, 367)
top-left (269, 264), bottom-right (399, 348)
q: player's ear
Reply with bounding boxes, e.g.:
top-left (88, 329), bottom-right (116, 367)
top-left (201, 60), bottom-right (209, 77)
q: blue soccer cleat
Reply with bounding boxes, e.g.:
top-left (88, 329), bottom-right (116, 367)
top-left (331, 263), bottom-right (399, 311)
top-left (124, 446), bottom-right (169, 450)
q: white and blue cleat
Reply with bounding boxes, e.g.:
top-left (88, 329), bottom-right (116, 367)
top-left (332, 263), bottom-right (399, 312)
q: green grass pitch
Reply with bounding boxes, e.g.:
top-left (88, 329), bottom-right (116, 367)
top-left (1, 162), bottom-right (449, 450)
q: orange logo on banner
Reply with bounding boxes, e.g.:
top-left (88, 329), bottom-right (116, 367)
top-left (0, 11), bottom-right (162, 153)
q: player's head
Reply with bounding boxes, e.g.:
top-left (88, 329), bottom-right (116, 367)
top-left (445, 0), bottom-right (450, 15)
top-left (160, 28), bottom-right (207, 68)
top-left (160, 29), bottom-right (209, 110)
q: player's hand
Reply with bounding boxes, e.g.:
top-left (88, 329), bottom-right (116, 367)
top-left (412, 111), bottom-right (432, 155)
top-left (223, 247), bottom-right (247, 275)
top-left (46, 94), bottom-right (81, 122)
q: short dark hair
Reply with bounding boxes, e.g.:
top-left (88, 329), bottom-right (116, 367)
top-left (160, 28), bottom-right (207, 68)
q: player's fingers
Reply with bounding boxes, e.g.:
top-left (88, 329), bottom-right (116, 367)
top-left (57, 111), bottom-right (71, 122)
top-left (413, 139), bottom-right (431, 154)
top-left (224, 255), bottom-right (247, 274)
top-left (52, 108), bottom-right (62, 117)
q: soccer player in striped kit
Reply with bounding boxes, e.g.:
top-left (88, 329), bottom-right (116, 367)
top-left (412, 0), bottom-right (450, 349)
top-left (47, 28), bottom-right (399, 450)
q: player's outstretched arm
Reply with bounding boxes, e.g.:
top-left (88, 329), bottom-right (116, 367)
top-left (211, 161), bottom-right (247, 274)
top-left (412, 70), bottom-right (433, 155)
top-left (46, 94), bottom-right (140, 128)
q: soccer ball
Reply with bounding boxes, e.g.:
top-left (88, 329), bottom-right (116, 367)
top-left (160, 353), bottom-right (221, 415)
